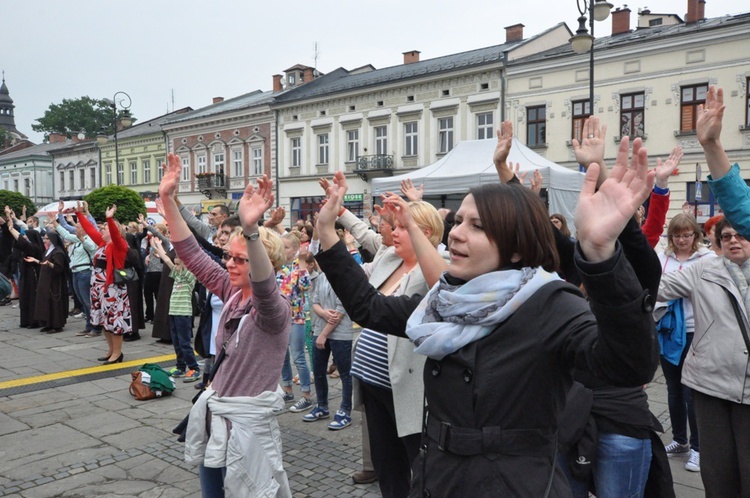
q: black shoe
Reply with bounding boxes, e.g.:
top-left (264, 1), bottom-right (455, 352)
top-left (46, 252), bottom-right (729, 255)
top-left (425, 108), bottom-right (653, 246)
top-left (97, 355), bottom-right (113, 362)
top-left (40, 327), bottom-right (51, 332)
top-left (123, 332), bottom-right (141, 342)
top-left (0, 297), bottom-right (11, 306)
top-left (46, 328), bottom-right (63, 334)
top-left (103, 353), bottom-right (123, 365)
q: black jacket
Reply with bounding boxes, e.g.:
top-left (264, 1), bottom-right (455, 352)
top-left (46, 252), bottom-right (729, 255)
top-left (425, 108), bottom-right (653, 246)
top-left (316, 240), bottom-right (659, 497)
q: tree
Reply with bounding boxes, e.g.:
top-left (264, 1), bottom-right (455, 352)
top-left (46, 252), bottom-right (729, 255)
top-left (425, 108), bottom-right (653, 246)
top-left (0, 191), bottom-right (37, 217)
top-left (31, 96), bottom-right (135, 141)
top-left (84, 186), bottom-right (146, 224)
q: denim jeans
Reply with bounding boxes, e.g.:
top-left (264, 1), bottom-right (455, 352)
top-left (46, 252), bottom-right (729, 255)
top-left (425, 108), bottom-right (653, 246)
top-left (72, 270), bottom-right (92, 331)
top-left (170, 315), bottom-right (198, 372)
top-left (199, 464), bottom-right (226, 498)
top-left (281, 323), bottom-right (311, 393)
top-left (661, 332), bottom-right (699, 451)
top-left (312, 338), bottom-right (352, 413)
top-left (561, 433), bottom-right (652, 498)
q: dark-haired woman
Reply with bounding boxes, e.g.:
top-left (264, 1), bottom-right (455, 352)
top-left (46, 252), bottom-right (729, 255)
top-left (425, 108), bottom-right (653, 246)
top-left (27, 231), bottom-right (69, 333)
top-left (314, 136), bottom-right (659, 497)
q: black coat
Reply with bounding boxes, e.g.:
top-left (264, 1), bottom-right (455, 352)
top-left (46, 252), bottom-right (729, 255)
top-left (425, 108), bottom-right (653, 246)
top-left (316, 240), bottom-right (659, 497)
top-left (35, 248), bottom-right (68, 329)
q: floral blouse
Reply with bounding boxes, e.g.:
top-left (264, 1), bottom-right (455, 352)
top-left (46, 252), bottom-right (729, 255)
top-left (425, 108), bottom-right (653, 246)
top-left (276, 260), bottom-right (310, 325)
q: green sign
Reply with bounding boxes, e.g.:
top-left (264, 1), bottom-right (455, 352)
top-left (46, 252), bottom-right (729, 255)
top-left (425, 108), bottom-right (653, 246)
top-left (343, 194), bottom-right (363, 202)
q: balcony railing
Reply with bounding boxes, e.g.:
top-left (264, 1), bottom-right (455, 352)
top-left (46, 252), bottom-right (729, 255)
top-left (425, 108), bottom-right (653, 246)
top-left (196, 173), bottom-right (228, 199)
top-left (354, 154), bottom-right (394, 181)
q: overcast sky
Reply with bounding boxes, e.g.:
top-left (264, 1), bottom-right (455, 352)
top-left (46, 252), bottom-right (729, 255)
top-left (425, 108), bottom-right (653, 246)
top-left (3, 0), bottom-right (746, 143)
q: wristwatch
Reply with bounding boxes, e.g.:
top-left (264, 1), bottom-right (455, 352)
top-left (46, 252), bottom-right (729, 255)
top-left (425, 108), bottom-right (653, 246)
top-left (243, 231), bottom-right (260, 241)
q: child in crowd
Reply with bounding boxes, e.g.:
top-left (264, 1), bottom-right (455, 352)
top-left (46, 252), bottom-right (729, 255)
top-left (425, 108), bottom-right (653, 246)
top-left (152, 238), bottom-right (200, 382)
top-left (303, 254), bottom-right (354, 430)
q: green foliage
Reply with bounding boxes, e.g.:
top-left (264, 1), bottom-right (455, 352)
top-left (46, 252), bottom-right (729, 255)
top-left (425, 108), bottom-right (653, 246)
top-left (0, 191), bottom-right (37, 216)
top-left (31, 96), bottom-right (136, 141)
top-left (84, 186), bottom-right (146, 223)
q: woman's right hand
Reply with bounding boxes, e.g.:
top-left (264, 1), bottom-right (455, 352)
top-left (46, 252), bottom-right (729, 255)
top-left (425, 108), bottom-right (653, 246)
top-left (317, 172), bottom-right (348, 250)
top-left (105, 204), bottom-right (117, 219)
top-left (159, 154), bottom-right (182, 200)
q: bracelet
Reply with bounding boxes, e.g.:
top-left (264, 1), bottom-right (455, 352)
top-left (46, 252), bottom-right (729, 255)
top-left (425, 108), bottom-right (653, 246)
top-left (243, 231), bottom-right (260, 241)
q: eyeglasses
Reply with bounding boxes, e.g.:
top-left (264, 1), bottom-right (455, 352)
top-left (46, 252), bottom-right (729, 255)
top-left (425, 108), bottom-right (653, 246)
top-left (222, 252), bottom-right (249, 265)
top-left (672, 233), bottom-right (695, 240)
top-left (720, 232), bottom-right (746, 243)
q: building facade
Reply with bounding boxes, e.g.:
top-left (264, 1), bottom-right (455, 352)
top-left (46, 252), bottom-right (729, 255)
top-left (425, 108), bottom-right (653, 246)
top-left (0, 142), bottom-right (58, 206)
top-left (50, 139), bottom-right (100, 201)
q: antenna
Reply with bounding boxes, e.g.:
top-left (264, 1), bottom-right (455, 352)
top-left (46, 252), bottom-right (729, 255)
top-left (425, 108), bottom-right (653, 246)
top-left (171, 89), bottom-right (175, 112)
top-left (313, 42), bottom-right (320, 69)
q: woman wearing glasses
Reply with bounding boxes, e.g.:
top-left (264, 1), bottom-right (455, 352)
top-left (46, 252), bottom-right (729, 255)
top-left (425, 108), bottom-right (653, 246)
top-left (657, 219), bottom-right (750, 496)
top-left (159, 153), bottom-right (292, 497)
top-left (655, 213), bottom-right (714, 472)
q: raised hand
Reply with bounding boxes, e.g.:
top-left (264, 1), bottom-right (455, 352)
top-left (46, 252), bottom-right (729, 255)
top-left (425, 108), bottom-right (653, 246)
top-left (493, 120), bottom-right (515, 183)
top-left (511, 162), bottom-right (527, 185)
top-left (654, 146), bottom-right (683, 189)
top-left (58, 200), bottom-right (65, 214)
top-left (575, 137), bottom-right (655, 263)
top-left (138, 213), bottom-right (146, 225)
top-left (82, 201), bottom-right (89, 214)
top-left (696, 86), bottom-right (725, 146)
top-left (155, 198), bottom-right (166, 218)
top-left (383, 192), bottom-right (415, 231)
top-left (318, 177), bottom-right (332, 198)
top-left (400, 179), bottom-right (424, 202)
top-left (238, 175), bottom-right (274, 232)
top-left (105, 204), bottom-right (117, 219)
top-left (572, 116), bottom-right (607, 169)
top-left (530, 169), bottom-right (543, 195)
top-left (4, 206), bottom-right (10, 217)
top-left (159, 153), bottom-right (182, 200)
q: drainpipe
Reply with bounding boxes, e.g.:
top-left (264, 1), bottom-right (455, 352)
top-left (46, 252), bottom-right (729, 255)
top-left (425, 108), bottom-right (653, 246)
top-left (500, 51), bottom-right (508, 121)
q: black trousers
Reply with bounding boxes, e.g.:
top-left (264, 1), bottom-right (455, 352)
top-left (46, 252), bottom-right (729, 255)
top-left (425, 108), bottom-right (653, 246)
top-left (143, 272), bottom-right (161, 321)
top-left (692, 390), bottom-right (750, 498)
top-left (360, 381), bottom-right (421, 498)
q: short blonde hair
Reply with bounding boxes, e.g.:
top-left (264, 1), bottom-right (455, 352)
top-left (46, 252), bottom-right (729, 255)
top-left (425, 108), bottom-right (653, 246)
top-left (281, 231), bottom-right (301, 250)
top-left (228, 227), bottom-right (285, 272)
top-left (408, 201), bottom-right (444, 248)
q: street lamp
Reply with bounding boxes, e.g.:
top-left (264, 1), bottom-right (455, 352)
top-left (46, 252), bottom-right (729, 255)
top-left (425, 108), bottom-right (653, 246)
top-left (97, 91), bottom-right (133, 186)
top-left (569, 0), bottom-right (613, 114)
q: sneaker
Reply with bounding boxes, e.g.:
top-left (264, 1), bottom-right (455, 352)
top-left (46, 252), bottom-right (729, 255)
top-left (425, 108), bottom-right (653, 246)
top-left (74, 312), bottom-right (85, 319)
top-left (289, 397), bottom-right (313, 413)
top-left (282, 392), bottom-right (295, 403)
top-left (85, 331), bottom-right (101, 338)
top-left (194, 382), bottom-right (205, 390)
top-left (685, 450), bottom-right (700, 472)
top-left (170, 367), bottom-right (186, 378)
top-left (664, 440), bottom-right (690, 456)
top-left (75, 330), bottom-right (90, 336)
top-left (183, 369), bottom-right (201, 383)
top-left (302, 406), bottom-right (330, 422)
top-left (328, 411), bottom-right (352, 430)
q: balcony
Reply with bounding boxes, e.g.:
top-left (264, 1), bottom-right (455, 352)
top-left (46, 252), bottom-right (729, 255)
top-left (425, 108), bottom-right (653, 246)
top-left (353, 154), bottom-right (394, 181)
top-left (196, 173), bottom-right (228, 199)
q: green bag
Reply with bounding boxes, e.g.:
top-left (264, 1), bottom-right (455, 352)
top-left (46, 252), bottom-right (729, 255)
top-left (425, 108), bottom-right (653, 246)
top-left (139, 363), bottom-right (175, 394)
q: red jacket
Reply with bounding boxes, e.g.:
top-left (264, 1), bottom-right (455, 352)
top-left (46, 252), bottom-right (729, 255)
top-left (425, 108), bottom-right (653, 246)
top-left (642, 190), bottom-right (669, 249)
top-left (78, 215), bottom-right (128, 286)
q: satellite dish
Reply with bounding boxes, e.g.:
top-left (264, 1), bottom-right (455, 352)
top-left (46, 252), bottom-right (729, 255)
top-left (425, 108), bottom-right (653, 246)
top-left (77, 132), bottom-right (86, 140)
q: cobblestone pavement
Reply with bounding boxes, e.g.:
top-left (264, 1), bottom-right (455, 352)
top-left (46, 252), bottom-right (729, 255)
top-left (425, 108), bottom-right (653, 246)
top-left (0, 301), bottom-right (703, 497)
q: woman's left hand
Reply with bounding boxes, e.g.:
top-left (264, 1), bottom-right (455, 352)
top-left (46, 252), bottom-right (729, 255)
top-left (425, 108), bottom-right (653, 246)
top-left (575, 136), bottom-right (654, 262)
top-left (382, 193), bottom-right (415, 231)
top-left (105, 204), bottom-right (117, 218)
top-left (238, 175), bottom-right (274, 232)
top-left (24, 256), bottom-right (39, 264)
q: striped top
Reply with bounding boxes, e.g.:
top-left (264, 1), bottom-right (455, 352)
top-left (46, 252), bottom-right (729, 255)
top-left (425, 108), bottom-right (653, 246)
top-left (350, 328), bottom-right (391, 389)
top-left (169, 268), bottom-right (196, 317)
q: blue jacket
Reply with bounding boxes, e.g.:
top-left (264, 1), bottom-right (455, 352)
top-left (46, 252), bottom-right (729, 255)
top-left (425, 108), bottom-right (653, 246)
top-left (708, 163), bottom-right (750, 237)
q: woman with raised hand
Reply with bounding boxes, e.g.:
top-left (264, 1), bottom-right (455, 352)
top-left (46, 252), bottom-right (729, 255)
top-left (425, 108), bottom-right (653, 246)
top-left (77, 203), bottom-right (131, 364)
top-left (158, 153), bottom-right (292, 498)
top-left (313, 135), bottom-right (659, 497)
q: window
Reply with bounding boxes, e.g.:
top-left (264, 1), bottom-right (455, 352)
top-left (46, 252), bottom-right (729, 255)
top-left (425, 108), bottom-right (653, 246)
top-left (181, 157), bottom-right (190, 182)
top-left (24, 178), bottom-right (31, 197)
top-left (233, 150), bottom-right (243, 177)
top-left (477, 112), bottom-right (494, 140)
top-left (13, 179), bottom-right (18, 192)
top-left (375, 126), bottom-right (388, 156)
top-left (79, 169), bottom-right (85, 190)
top-left (143, 160), bottom-right (151, 184)
top-left (106, 165), bottom-right (112, 186)
top-left (291, 137), bottom-right (302, 168)
top-left (438, 117), bottom-right (454, 153)
top-left (745, 77), bottom-right (750, 128)
top-left (213, 152), bottom-right (225, 175)
top-left (90, 168), bottom-right (97, 189)
top-left (572, 100), bottom-right (591, 142)
top-left (69, 170), bottom-right (75, 190)
top-left (130, 161), bottom-right (137, 185)
top-left (158, 158), bottom-right (165, 180)
top-left (288, 74), bottom-right (296, 85)
top-left (405, 122), bottom-right (418, 156)
top-left (621, 93), bottom-right (645, 138)
top-left (59, 171), bottom-right (65, 191)
top-left (347, 130), bottom-right (359, 162)
top-left (680, 84), bottom-right (708, 132)
top-left (252, 148), bottom-right (263, 176)
top-left (197, 155), bottom-right (207, 174)
top-left (527, 106), bottom-right (547, 146)
top-left (116, 163), bottom-right (124, 185)
top-left (318, 134), bottom-right (329, 165)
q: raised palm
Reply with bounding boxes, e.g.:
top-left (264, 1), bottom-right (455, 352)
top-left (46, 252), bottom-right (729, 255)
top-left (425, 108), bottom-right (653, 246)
top-left (696, 86), bottom-right (725, 145)
top-left (493, 120), bottom-right (513, 167)
top-left (572, 116), bottom-right (607, 168)
top-left (238, 175), bottom-right (274, 231)
top-left (159, 153), bottom-right (182, 200)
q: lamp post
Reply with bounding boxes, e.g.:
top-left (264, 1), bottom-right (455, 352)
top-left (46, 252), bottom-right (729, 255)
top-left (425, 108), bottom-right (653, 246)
top-left (97, 92), bottom-right (133, 186)
top-left (569, 0), bottom-right (613, 115)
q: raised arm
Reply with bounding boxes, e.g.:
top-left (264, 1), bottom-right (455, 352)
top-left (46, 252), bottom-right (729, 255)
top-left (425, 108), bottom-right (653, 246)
top-left (572, 116), bottom-right (608, 189)
top-left (238, 175), bottom-right (276, 282)
top-left (76, 205), bottom-right (105, 247)
top-left (178, 203), bottom-right (213, 241)
top-left (105, 205), bottom-right (128, 253)
top-left (493, 120), bottom-right (515, 183)
top-left (697, 86), bottom-right (731, 180)
top-left (642, 146), bottom-right (681, 247)
top-left (159, 154), bottom-right (194, 244)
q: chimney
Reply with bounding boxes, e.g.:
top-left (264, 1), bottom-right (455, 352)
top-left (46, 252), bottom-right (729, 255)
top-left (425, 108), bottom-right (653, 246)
top-left (212, 97), bottom-right (224, 104)
top-left (686, 0), bottom-right (706, 23)
top-left (49, 133), bottom-right (66, 144)
top-left (504, 23), bottom-right (525, 43)
top-left (272, 74), bottom-right (283, 93)
top-left (303, 67), bottom-right (314, 83)
top-left (612, 7), bottom-right (631, 35)
top-left (403, 50), bottom-right (420, 64)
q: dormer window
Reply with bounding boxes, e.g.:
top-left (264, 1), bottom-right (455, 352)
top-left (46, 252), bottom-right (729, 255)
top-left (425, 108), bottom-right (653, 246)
top-left (288, 74), bottom-right (296, 85)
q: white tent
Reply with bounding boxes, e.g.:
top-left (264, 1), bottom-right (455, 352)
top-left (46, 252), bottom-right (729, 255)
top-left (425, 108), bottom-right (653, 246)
top-left (372, 138), bottom-right (585, 231)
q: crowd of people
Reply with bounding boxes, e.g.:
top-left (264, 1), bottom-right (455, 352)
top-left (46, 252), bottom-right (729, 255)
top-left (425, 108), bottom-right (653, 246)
top-left (2, 85), bottom-right (749, 497)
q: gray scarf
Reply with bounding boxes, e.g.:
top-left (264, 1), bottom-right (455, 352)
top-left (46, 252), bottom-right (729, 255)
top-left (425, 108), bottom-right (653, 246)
top-left (723, 257), bottom-right (750, 315)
